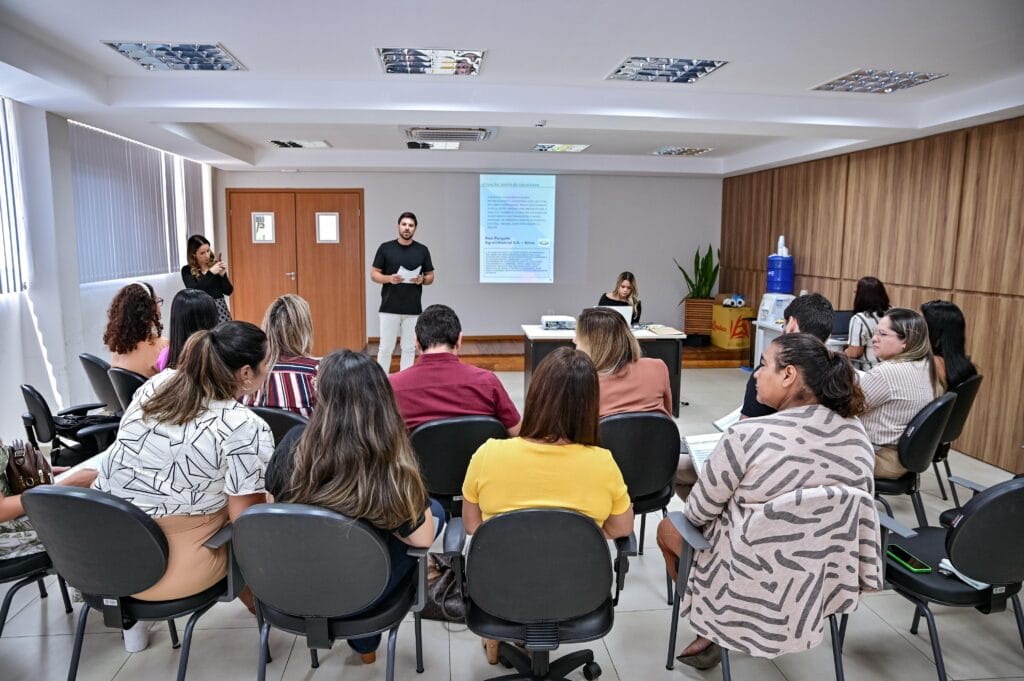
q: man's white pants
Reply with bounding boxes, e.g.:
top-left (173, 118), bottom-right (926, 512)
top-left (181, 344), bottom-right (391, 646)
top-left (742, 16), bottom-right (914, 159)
top-left (378, 313), bottom-right (417, 373)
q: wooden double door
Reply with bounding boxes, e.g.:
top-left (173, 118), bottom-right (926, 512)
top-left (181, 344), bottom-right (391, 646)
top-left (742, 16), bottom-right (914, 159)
top-left (227, 189), bottom-right (365, 356)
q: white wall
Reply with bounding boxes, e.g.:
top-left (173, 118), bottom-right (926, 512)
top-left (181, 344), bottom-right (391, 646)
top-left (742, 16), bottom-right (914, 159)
top-left (214, 171), bottom-right (722, 337)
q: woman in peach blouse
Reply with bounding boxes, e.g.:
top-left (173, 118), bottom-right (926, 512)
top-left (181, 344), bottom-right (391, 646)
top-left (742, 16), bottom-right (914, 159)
top-left (103, 282), bottom-right (168, 377)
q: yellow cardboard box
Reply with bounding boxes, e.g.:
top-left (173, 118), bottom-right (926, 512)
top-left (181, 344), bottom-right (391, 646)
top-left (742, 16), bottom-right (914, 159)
top-left (711, 303), bottom-right (755, 350)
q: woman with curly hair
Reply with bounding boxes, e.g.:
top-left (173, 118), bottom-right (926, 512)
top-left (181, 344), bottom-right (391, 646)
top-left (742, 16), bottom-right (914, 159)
top-left (103, 282), bottom-right (168, 377)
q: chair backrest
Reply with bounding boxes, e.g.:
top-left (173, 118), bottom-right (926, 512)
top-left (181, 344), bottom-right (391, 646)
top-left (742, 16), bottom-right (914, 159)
top-left (466, 508), bottom-right (612, 623)
top-left (80, 353), bottom-right (121, 412)
top-left (108, 368), bottom-right (147, 410)
top-left (248, 407), bottom-right (308, 445)
top-left (410, 416), bottom-right (508, 498)
top-left (599, 412), bottom-right (680, 500)
top-left (232, 504), bottom-right (390, 617)
top-left (941, 374), bottom-right (983, 445)
top-left (947, 477), bottom-right (1024, 585)
top-left (897, 392), bottom-right (957, 473)
top-left (20, 384), bottom-right (56, 443)
top-left (21, 486), bottom-right (168, 597)
top-left (832, 310), bottom-right (854, 337)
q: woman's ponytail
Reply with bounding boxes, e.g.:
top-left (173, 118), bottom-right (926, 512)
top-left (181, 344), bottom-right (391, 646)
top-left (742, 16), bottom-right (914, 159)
top-left (773, 334), bottom-right (866, 418)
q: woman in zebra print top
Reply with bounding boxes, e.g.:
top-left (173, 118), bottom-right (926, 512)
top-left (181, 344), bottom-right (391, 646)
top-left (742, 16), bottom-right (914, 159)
top-left (658, 334), bottom-right (882, 668)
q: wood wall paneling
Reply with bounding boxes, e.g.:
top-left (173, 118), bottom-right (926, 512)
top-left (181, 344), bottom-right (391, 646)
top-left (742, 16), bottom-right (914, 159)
top-left (792, 275), bottom-right (842, 304)
top-left (951, 292), bottom-right (1024, 472)
top-left (842, 131), bottom-right (967, 289)
top-left (720, 171), bottom-right (774, 271)
top-left (955, 118), bottom-right (1024, 296)
top-left (771, 156), bottom-right (848, 278)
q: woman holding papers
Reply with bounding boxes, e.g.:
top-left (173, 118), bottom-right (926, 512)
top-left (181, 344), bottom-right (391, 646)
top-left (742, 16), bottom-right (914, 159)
top-left (597, 271), bottom-right (642, 325)
top-left (656, 334), bottom-right (877, 670)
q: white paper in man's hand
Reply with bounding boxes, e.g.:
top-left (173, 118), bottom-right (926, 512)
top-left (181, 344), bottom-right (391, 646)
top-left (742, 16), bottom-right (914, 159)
top-left (396, 266), bottom-right (421, 283)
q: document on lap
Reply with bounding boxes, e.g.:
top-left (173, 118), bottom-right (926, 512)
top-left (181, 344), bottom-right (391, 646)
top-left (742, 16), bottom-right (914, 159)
top-left (54, 452), bottom-right (106, 481)
top-left (682, 433), bottom-right (722, 475)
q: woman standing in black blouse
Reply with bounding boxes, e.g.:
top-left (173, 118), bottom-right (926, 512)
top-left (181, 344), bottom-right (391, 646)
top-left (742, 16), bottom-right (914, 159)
top-left (182, 234), bottom-right (233, 323)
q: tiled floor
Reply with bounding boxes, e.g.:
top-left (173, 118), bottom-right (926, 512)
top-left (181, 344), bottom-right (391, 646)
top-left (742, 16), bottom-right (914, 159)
top-left (2, 368), bottom-right (1020, 681)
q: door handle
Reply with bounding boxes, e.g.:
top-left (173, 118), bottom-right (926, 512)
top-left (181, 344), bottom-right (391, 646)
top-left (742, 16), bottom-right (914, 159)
top-left (285, 272), bottom-right (297, 280)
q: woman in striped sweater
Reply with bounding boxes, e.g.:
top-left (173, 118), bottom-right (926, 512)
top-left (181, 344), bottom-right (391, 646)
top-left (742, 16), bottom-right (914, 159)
top-left (859, 307), bottom-right (938, 479)
top-left (242, 295), bottom-right (319, 417)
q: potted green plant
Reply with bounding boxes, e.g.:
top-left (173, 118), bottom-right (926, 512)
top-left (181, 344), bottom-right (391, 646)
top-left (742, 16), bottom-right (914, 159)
top-left (674, 245), bottom-right (719, 337)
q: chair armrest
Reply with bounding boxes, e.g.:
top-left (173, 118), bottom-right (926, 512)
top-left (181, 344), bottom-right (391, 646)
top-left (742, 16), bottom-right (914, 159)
top-left (877, 513), bottom-right (916, 539)
top-left (614, 533), bottom-right (638, 558)
top-left (443, 517), bottom-right (466, 555)
top-left (204, 523), bottom-right (234, 549)
top-left (203, 523), bottom-right (241, 602)
top-left (58, 402), bottom-right (107, 416)
top-left (77, 422), bottom-right (119, 450)
top-left (667, 511), bottom-right (710, 550)
top-left (406, 547), bottom-right (429, 613)
top-left (947, 475), bottom-right (987, 495)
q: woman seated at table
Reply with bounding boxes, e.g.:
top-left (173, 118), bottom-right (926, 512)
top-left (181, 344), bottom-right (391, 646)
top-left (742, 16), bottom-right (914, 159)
top-left (103, 282), bottom-right (168, 377)
top-left (597, 271), bottom-right (642, 325)
top-left (156, 289), bottom-right (219, 371)
top-left (94, 321), bottom-right (274, 607)
top-left (242, 294), bottom-right (319, 418)
top-left (265, 349), bottom-right (442, 664)
top-left (575, 307), bottom-right (671, 418)
top-left (861, 308), bottom-right (937, 479)
top-left (921, 300), bottom-right (977, 391)
top-left (462, 347), bottom-right (634, 663)
top-left (845, 276), bottom-right (890, 369)
top-left (656, 333), bottom-right (879, 669)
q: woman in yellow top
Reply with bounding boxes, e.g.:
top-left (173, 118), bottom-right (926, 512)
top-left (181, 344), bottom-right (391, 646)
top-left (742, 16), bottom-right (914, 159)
top-left (462, 346), bottom-right (633, 535)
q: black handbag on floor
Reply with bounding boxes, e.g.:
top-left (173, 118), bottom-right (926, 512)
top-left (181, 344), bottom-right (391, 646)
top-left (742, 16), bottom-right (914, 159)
top-left (420, 553), bottom-right (465, 622)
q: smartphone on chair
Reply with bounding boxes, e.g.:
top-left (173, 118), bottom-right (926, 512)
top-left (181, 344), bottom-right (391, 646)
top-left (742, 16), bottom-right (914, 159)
top-left (887, 545), bottom-right (932, 573)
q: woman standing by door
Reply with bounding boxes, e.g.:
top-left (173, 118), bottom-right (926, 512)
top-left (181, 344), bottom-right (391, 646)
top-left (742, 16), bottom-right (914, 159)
top-left (182, 234), bottom-right (234, 324)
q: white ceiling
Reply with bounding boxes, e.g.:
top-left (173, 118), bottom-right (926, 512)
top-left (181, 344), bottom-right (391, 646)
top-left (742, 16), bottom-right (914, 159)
top-left (1, 0), bottom-right (1022, 176)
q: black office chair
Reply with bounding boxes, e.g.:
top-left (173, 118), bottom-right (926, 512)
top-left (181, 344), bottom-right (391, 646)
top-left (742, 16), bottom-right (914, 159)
top-left (79, 353), bottom-right (123, 416)
top-left (875, 393), bottom-right (957, 527)
top-left (20, 384), bottom-right (118, 467)
top-left (108, 367), bottom-right (148, 411)
top-left (885, 477), bottom-right (1024, 681)
top-left (0, 551), bottom-right (73, 638)
top-left (461, 508), bottom-right (628, 681)
top-left (410, 416), bottom-right (508, 517)
top-left (600, 411), bottom-right (680, 604)
top-left (248, 406), bottom-right (308, 445)
top-left (931, 374), bottom-right (983, 505)
top-left (22, 486), bottom-right (234, 681)
top-left (231, 504), bottom-right (428, 681)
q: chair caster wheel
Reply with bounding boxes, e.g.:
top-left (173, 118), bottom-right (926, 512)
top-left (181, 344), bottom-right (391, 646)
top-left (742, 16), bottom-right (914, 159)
top-left (583, 661), bottom-right (601, 679)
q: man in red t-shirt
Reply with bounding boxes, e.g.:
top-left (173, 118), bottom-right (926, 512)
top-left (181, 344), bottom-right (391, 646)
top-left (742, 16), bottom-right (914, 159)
top-left (389, 305), bottom-right (521, 435)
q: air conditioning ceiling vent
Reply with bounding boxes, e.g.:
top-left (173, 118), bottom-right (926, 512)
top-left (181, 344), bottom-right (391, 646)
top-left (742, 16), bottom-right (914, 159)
top-left (405, 127), bottom-right (494, 142)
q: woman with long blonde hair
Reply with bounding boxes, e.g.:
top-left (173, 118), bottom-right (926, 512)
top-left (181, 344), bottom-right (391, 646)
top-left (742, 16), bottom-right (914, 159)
top-left (597, 271), bottom-right (642, 325)
top-left (265, 349), bottom-right (443, 664)
top-left (242, 294), bottom-right (319, 417)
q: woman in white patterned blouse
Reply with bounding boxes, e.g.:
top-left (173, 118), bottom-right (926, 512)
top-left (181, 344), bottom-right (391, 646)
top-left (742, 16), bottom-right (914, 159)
top-left (94, 321), bottom-right (274, 602)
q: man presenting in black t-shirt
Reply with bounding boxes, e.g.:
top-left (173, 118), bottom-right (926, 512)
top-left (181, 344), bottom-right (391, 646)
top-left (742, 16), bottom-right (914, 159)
top-left (371, 211), bottom-right (435, 372)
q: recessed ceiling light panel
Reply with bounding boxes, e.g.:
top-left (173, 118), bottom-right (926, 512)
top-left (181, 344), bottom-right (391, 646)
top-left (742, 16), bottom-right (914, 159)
top-left (533, 144), bottom-right (589, 153)
top-left (653, 146), bottom-right (712, 156)
top-left (104, 42), bottom-right (245, 71)
top-left (269, 140), bottom-right (331, 149)
top-left (608, 57), bottom-right (726, 83)
top-left (379, 48), bottom-right (483, 75)
top-left (814, 69), bottom-right (947, 94)
top-left (406, 127), bottom-right (493, 142)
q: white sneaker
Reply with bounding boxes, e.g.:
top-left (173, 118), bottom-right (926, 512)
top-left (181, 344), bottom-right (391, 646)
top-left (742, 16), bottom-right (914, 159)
top-left (123, 621), bottom-right (149, 652)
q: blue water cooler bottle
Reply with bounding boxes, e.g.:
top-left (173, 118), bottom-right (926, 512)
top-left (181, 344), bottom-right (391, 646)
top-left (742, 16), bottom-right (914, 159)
top-left (766, 236), bottom-right (794, 294)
